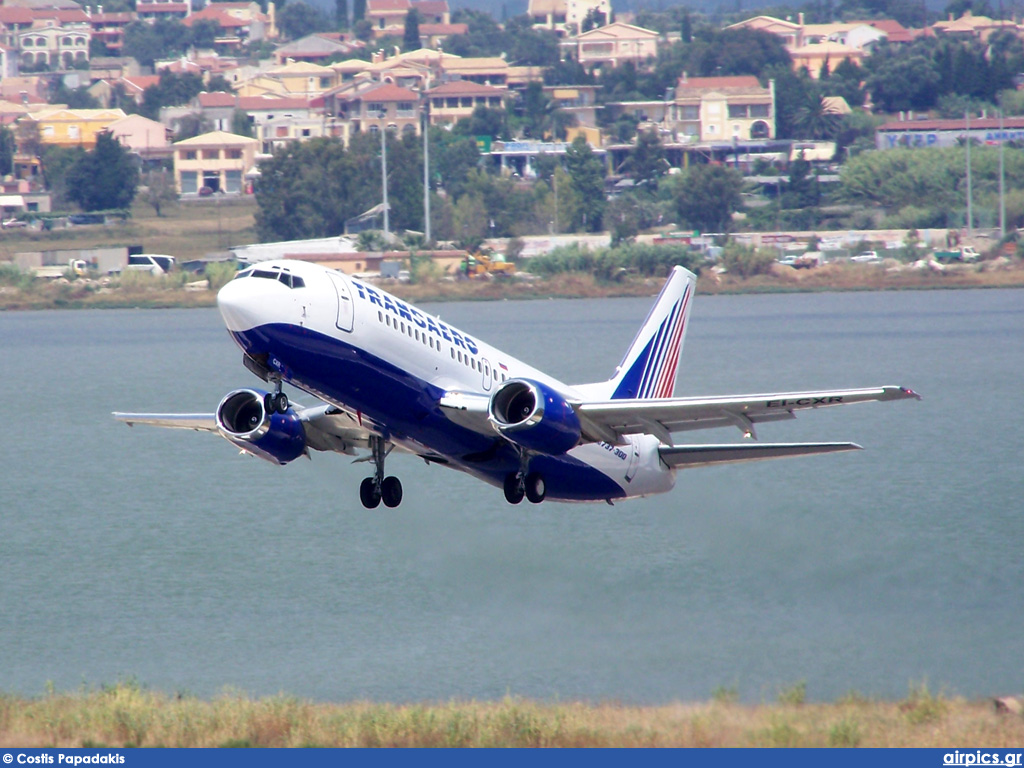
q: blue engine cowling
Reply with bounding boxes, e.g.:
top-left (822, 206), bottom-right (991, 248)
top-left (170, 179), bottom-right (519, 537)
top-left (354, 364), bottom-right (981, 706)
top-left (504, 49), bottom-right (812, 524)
top-left (215, 388), bottom-right (306, 465)
top-left (487, 379), bottom-right (581, 455)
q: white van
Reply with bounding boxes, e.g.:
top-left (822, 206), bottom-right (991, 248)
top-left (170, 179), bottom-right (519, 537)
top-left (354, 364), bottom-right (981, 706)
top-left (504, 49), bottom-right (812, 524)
top-left (124, 254), bottom-right (176, 276)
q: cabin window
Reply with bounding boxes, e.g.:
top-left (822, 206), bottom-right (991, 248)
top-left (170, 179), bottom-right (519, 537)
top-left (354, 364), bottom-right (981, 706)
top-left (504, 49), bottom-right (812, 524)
top-left (378, 311), bottom-right (383, 322)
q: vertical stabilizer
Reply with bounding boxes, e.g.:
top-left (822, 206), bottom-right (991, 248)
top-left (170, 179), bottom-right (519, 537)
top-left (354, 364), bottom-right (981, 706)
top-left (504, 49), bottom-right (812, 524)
top-left (600, 266), bottom-right (697, 400)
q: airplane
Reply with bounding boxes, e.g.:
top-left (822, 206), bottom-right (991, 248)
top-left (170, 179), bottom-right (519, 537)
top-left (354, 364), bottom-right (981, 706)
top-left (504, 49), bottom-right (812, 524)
top-left (114, 261), bottom-right (920, 507)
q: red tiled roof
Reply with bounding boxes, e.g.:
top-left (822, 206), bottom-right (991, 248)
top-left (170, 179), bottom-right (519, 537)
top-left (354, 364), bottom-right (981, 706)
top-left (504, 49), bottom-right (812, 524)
top-left (877, 117), bottom-right (1024, 131)
top-left (198, 91), bottom-right (237, 107)
top-left (367, 0), bottom-right (410, 11)
top-left (677, 75), bottom-right (762, 90)
top-left (136, 3), bottom-right (190, 12)
top-left (354, 82), bottom-right (419, 101)
top-left (33, 9), bottom-right (90, 23)
top-left (91, 12), bottom-right (133, 22)
top-left (121, 75), bottom-right (161, 92)
top-left (427, 80), bottom-right (504, 96)
top-left (237, 95), bottom-right (311, 110)
top-left (420, 22), bottom-right (466, 34)
top-left (0, 7), bottom-right (35, 24)
top-left (412, 0), bottom-right (448, 14)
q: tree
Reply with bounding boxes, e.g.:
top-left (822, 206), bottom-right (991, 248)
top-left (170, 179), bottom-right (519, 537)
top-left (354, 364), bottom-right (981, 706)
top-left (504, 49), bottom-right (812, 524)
top-left (581, 7), bottom-right (606, 31)
top-left (352, 0), bottom-right (366, 21)
top-left (141, 168), bottom-right (178, 217)
top-left (454, 105), bottom-right (508, 140)
top-left (65, 133), bottom-right (139, 211)
top-left (403, 8), bottom-right (420, 51)
top-left (190, 19), bottom-right (221, 49)
top-left (48, 83), bottom-right (100, 109)
top-left (231, 109), bottom-right (255, 137)
top-left (335, 0), bottom-right (348, 28)
top-left (176, 113), bottom-right (214, 140)
top-left (277, 0), bottom-right (329, 40)
top-left (0, 126), bottom-right (15, 177)
top-left (564, 136), bottom-right (605, 231)
top-left (122, 19), bottom-right (191, 67)
top-left (140, 71), bottom-right (205, 120)
top-left (793, 93), bottom-right (843, 140)
top-left (256, 137), bottom-right (382, 241)
top-left (625, 129), bottom-right (667, 186)
top-left (670, 164), bottom-right (742, 233)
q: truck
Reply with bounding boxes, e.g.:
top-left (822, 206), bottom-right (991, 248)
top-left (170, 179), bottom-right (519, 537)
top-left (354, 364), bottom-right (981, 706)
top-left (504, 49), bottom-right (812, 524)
top-left (32, 258), bottom-right (89, 279)
top-left (465, 253), bottom-right (516, 278)
top-left (934, 245), bottom-right (980, 263)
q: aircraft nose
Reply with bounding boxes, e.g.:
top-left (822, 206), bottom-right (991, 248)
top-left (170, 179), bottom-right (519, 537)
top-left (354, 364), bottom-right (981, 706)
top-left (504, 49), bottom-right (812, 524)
top-left (217, 276), bottom-right (264, 332)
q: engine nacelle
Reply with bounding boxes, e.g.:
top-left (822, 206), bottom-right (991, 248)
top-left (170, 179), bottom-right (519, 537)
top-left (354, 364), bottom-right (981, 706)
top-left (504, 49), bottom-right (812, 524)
top-left (216, 388), bottom-right (306, 465)
top-left (488, 378), bottom-right (581, 455)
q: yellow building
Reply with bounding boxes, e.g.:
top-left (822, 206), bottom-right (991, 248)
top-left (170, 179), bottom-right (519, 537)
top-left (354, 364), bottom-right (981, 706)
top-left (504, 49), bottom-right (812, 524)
top-left (18, 107), bottom-right (126, 149)
top-left (235, 61), bottom-right (336, 99)
top-left (172, 130), bottom-right (259, 195)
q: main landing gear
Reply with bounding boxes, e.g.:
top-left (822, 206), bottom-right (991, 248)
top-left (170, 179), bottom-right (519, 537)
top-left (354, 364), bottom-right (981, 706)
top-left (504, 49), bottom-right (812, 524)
top-left (503, 452), bottom-right (546, 505)
top-left (263, 378), bottom-right (289, 415)
top-left (359, 435), bottom-right (403, 509)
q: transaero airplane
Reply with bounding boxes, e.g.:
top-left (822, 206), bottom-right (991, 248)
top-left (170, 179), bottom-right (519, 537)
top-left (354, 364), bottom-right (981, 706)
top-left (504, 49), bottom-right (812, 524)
top-left (114, 260), bottom-right (920, 508)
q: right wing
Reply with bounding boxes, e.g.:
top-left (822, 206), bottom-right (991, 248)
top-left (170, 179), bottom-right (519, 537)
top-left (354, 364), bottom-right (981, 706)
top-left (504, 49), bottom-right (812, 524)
top-left (576, 386), bottom-right (920, 444)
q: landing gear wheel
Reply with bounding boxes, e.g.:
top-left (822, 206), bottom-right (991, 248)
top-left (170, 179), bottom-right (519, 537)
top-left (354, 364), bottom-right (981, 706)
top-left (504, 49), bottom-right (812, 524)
top-left (273, 391), bottom-right (289, 413)
top-left (359, 477), bottom-right (381, 509)
top-left (524, 472), bottom-right (546, 504)
top-left (381, 476), bottom-right (403, 508)
top-left (503, 472), bottom-right (525, 505)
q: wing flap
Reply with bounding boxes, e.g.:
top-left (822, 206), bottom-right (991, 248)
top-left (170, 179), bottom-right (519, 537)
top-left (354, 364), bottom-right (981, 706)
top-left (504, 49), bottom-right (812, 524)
top-left (660, 441), bottom-right (861, 468)
top-left (438, 390), bottom-right (495, 435)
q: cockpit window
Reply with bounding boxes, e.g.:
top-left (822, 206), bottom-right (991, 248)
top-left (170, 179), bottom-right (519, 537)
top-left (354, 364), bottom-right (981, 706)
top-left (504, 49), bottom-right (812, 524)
top-left (233, 266), bottom-right (305, 289)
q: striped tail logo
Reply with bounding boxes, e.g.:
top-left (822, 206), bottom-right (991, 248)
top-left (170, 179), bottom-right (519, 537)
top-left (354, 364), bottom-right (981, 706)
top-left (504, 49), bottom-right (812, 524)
top-left (611, 282), bottom-right (692, 400)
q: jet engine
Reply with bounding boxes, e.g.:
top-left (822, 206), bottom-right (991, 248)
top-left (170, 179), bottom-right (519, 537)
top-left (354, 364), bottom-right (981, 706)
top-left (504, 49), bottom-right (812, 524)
top-left (487, 379), bottom-right (581, 455)
top-left (215, 388), bottom-right (306, 465)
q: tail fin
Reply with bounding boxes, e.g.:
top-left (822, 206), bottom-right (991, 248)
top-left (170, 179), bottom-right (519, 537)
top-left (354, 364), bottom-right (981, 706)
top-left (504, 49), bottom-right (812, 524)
top-left (601, 266), bottom-right (696, 400)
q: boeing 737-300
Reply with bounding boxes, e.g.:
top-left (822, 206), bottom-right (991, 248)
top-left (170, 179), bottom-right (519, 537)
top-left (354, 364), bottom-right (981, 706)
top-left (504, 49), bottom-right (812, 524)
top-left (114, 261), bottom-right (919, 507)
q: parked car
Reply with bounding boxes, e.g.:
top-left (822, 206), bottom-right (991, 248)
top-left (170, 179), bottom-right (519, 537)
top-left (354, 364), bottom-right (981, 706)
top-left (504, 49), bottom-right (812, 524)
top-left (851, 251), bottom-right (879, 262)
top-left (124, 254), bottom-right (176, 276)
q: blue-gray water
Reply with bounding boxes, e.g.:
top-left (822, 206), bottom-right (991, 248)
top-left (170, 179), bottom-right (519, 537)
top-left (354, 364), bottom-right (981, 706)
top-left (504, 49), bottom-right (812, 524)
top-left (2, 288), bottom-right (1021, 703)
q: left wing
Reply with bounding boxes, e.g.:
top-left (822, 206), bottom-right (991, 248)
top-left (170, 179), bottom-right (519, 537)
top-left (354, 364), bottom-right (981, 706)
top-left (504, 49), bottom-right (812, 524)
top-left (659, 441), bottom-right (860, 468)
top-left (114, 403), bottom-right (376, 456)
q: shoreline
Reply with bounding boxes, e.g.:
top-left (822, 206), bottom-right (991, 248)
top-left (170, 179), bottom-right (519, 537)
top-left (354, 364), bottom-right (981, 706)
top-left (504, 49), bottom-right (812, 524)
top-left (1, 683), bottom-right (1022, 747)
top-left (2, 261), bottom-right (1024, 311)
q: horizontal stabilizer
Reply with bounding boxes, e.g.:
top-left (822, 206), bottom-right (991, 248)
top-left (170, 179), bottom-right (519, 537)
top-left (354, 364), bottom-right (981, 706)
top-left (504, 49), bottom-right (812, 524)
top-left (660, 442), bottom-right (861, 469)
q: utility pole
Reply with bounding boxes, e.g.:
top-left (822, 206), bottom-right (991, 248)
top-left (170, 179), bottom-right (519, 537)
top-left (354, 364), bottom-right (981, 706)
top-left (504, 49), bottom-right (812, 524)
top-left (423, 101), bottom-right (431, 245)
top-left (380, 110), bottom-right (389, 239)
top-left (999, 109), bottom-right (1006, 239)
top-left (965, 110), bottom-right (973, 236)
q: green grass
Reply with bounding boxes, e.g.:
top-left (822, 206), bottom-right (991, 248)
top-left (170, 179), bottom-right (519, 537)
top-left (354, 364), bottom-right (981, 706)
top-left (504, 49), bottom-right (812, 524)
top-left (1, 682), bottom-right (1022, 748)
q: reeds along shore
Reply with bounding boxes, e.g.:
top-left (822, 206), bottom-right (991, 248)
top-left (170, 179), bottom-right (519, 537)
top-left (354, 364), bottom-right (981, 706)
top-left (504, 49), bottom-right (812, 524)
top-left (2, 683), bottom-right (1024, 748)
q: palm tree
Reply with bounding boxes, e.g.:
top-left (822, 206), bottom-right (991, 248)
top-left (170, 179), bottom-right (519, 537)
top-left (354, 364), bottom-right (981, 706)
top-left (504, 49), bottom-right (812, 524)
top-left (793, 93), bottom-right (842, 140)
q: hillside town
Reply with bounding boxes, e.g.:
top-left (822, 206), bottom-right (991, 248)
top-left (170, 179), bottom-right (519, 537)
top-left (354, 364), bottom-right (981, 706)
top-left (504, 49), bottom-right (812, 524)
top-left (2, 0), bottom-right (1024, 282)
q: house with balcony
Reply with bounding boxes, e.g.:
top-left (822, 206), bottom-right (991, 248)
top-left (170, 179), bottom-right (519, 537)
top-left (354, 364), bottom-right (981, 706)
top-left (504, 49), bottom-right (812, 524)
top-left (528, 0), bottom-right (609, 35)
top-left (15, 19), bottom-right (90, 70)
top-left (17, 107), bottom-right (126, 149)
top-left (570, 21), bottom-right (658, 72)
top-left (136, 0), bottom-right (190, 22)
top-left (426, 80), bottom-right (505, 125)
top-left (335, 82), bottom-right (420, 137)
top-left (87, 10), bottom-right (132, 54)
top-left (673, 74), bottom-right (775, 142)
top-left (173, 130), bottom-right (258, 195)
top-left (365, 0), bottom-right (449, 38)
